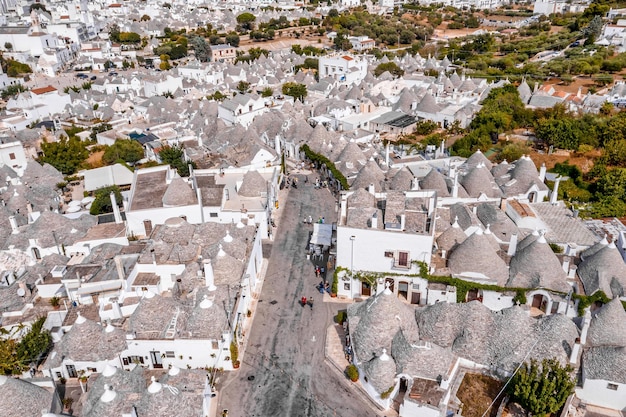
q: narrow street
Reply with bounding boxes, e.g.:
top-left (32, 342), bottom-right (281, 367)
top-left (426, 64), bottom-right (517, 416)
top-left (217, 173), bottom-right (382, 417)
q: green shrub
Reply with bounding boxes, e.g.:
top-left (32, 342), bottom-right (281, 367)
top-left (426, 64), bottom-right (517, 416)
top-left (301, 144), bottom-right (349, 190)
top-left (512, 290), bottom-right (527, 305)
top-left (380, 385), bottom-right (394, 399)
top-left (346, 364), bottom-right (359, 381)
top-left (230, 340), bottom-right (238, 363)
top-left (336, 311), bottom-right (346, 324)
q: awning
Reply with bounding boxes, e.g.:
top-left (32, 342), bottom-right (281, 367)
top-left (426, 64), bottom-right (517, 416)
top-left (310, 223), bottom-right (332, 246)
top-left (76, 281), bottom-right (122, 295)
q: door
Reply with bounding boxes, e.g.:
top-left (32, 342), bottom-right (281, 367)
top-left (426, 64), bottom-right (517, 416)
top-left (532, 294), bottom-right (543, 309)
top-left (384, 278), bottom-right (395, 293)
top-left (150, 351), bottom-right (163, 369)
top-left (411, 292), bottom-right (421, 305)
top-left (66, 364), bottom-right (77, 378)
top-left (361, 281), bottom-right (371, 296)
top-left (398, 282), bottom-right (409, 301)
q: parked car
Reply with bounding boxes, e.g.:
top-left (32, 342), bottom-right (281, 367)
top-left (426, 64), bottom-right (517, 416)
top-left (90, 76), bottom-right (97, 80)
top-left (108, 71), bottom-right (118, 76)
top-left (76, 73), bottom-right (89, 79)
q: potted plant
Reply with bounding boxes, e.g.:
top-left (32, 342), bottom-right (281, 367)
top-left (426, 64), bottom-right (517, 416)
top-left (330, 274), bottom-right (338, 298)
top-left (58, 377), bottom-right (67, 384)
top-left (346, 364), bottom-right (359, 382)
top-left (62, 397), bottom-right (74, 411)
top-left (230, 340), bottom-right (239, 369)
top-left (49, 296), bottom-right (60, 309)
top-left (233, 360), bottom-right (240, 369)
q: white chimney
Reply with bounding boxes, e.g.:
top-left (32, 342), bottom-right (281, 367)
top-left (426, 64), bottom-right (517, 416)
top-left (539, 163), bottom-right (546, 182)
top-left (384, 142), bottom-right (390, 166)
top-left (368, 183), bottom-right (375, 195)
top-left (452, 171), bottom-right (459, 198)
top-left (26, 202), bottom-right (33, 214)
top-left (550, 177), bottom-right (561, 205)
top-left (562, 258), bottom-right (569, 273)
top-left (110, 192), bottom-right (122, 224)
top-left (507, 233), bottom-right (518, 256)
top-left (274, 134), bottom-right (281, 155)
top-left (412, 178), bottom-right (419, 190)
top-left (371, 212), bottom-right (378, 229)
top-left (400, 214), bottom-right (406, 231)
top-left (9, 216), bottom-right (18, 234)
top-left (204, 259), bottom-right (216, 291)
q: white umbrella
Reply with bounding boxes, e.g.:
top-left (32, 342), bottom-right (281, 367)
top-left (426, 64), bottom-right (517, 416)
top-left (66, 205), bottom-right (81, 213)
top-left (81, 196), bottom-right (96, 205)
top-left (68, 200), bottom-right (82, 207)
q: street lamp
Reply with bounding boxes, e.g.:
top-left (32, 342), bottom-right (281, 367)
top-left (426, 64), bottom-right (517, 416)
top-left (350, 235), bottom-right (356, 300)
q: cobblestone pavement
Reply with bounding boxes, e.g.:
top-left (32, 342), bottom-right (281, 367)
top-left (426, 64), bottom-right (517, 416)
top-left (217, 174), bottom-right (388, 417)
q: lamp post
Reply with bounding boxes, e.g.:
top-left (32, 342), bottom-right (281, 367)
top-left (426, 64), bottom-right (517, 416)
top-left (350, 235), bottom-right (356, 300)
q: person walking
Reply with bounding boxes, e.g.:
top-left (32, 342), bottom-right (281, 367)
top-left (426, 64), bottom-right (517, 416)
top-left (308, 297), bottom-right (314, 310)
top-left (301, 296), bottom-right (307, 307)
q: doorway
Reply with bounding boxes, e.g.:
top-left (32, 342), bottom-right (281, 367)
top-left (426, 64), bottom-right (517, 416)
top-left (150, 351), bottom-right (163, 369)
top-left (384, 278), bottom-right (395, 293)
top-left (361, 281), bottom-right (371, 296)
top-left (66, 364), bottom-right (77, 378)
top-left (398, 281), bottom-right (409, 301)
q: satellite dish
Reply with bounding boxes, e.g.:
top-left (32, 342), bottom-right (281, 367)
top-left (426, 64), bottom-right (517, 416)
top-left (17, 288), bottom-right (26, 297)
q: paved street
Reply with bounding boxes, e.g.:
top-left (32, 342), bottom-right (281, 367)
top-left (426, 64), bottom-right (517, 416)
top-left (217, 174), bottom-right (384, 417)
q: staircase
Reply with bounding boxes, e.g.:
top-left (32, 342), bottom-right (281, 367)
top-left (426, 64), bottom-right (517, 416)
top-left (164, 307), bottom-right (180, 339)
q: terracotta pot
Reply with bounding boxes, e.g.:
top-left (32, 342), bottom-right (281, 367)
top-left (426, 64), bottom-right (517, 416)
top-left (330, 293), bottom-right (337, 298)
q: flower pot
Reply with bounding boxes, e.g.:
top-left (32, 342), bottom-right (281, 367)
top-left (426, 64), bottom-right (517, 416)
top-left (233, 361), bottom-right (240, 369)
top-left (330, 293), bottom-right (337, 298)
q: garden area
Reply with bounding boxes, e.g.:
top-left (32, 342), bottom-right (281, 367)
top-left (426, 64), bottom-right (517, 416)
top-left (456, 373), bottom-right (504, 417)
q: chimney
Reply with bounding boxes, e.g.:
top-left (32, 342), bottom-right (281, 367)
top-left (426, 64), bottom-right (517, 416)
top-left (275, 135), bottom-right (281, 155)
top-left (371, 212), bottom-right (378, 229)
top-left (384, 142), bottom-right (390, 166)
top-left (412, 177), bottom-right (419, 190)
top-left (562, 257), bottom-right (569, 273)
top-left (9, 216), bottom-right (19, 234)
top-left (368, 183), bottom-right (375, 195)
top-left (452, 171), bottom-right (459, 198)
top-left (26, 202), bottom-right (33, 214)
top-left (110, 192), bottom-right (122, 224)
top-left (507, 233), bottom-right (518, 256)
top-left (204, 259), bottom-right (216, 291)
top-left (538, 163), bottom-right (546, 182)
top-left (400, 214), bottom-right (406, 231)
top-left (114, 256), bottom-right (125, 280)
top-left (550, 177), bottom-right (561, 205)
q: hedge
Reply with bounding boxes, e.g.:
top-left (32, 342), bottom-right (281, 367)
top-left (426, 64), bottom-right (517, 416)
top-left (301, 144), bottom-right (349, 190)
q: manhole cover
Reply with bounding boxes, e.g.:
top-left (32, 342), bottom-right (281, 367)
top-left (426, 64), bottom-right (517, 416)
top-left (269, 300), bottom-right (278, 305)
top-left (247, 375), bottom-right (255, 381)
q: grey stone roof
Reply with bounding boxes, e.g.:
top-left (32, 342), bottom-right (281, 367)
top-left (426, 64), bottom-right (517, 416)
top-left (448, 229), bottom-right (508, 285)
top-left (391, 329), bottom-right (455, 381)
top-left (128, 294), bottom-right (189, 339)
top-left (0, 375), bottom-right (57, 416)
top-left (82, 366), bottom-right (145, 417)
top-left (508, 235), bottom-right (570, 292)
top-left (415, 93), bottom-right (441, 114)
top-left (460, 164), bottom-right (502, 199)
top-left (436, 220), bottom-right (466, 252)
top-left (577, 243), bottom-right (626, 298)
top-left (418, 302), bottom-right (578, 373)
top-left (465, 150), bottom-right (493, 170)
top-left (334, 141), bottom-right (366, 177)
top-left (498, 156), bottom-right (548, 197)
top-left (475, 202), bottom-right (519, 242)
top-left (348, 288), bottom-right (420, 364)
top-left (587, 298), bottom-right (626, 347)
top-left (238, 170), bottom-right (267, 197)
top-left (388, 167), bottom-right (414, 191)
top-left (362, 351), bottom-right (397, 393)
top-left (351, 159), bottom-right (386, 192)
top-left (419, 168), bottom-right (449, 197)
top-left (582, 346), bottom-right (626, 384)
top-left (162, 177), bottom-right (196, 207)
top-left (45, 318), bottom-right (127, 367)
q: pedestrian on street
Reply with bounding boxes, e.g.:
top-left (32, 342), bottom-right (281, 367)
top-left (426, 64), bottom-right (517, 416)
top-left (301, 296), bottom-right (307, 307)
top-left (309, 297), bottom-right (314, 310)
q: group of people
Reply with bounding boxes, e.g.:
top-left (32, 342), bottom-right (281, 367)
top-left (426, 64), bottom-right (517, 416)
top-left (300, 296), bottom-right (314, 310)
top-left (317, 280), bottom-right (330, 294)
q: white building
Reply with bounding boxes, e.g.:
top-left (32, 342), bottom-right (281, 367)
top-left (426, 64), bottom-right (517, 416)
top-left (0, 140), bottom-right (27, 176)
top-left (335, 188), bottom-right (437, 299)
top-left (318, 54), bottom-right (368, 85)
top-left (217, 93), bottom-right (268, 128)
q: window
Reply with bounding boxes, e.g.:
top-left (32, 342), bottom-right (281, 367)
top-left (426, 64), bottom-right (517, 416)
top-left (165, 351), bottom-right (175, 358)
top-left (397, 251), bottom-right (409, 267)
top-left (384, 251), bottom-right (394, 258)
top-left (209, 212), bottom-right (218, 218)
top-left (607, 383), bottom-right (618, 391)
top-left (212, 341), bottom-right (219, 350)
top-left (126, 355), bottom-right (144, 365)
top-left (9, 153), bottom-right (15, 160)
top-left (249, 105), bottom-right (253, 112)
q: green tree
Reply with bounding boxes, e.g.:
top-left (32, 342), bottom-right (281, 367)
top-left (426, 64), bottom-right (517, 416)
top-left (4, 42), bottom-right (12, 51)
top-left (159, 144), bottom-right (195, 177)
top-left (261, 87), bottom-right (273, 97)
top-left (39, 136), bottom-right (88, 175)
top-left (282, 82), bottom-right (307, 102)
top-left (236, 80), bottom-right (250, 93)
top-left (190, 36), bottom-right (210, 62)
top-left (140, 14), bottom-right (151, 21)
top-left (374, 62), bottom-right (404, 77)
top-left (236, 12), bottom-right (256, 31)
top-left (102, 140), bottom-right (144, 165)
top-left (508, 358), bottom-right (575, 416)
top-left (1, 83), bottom-right (26, 99)
top-left (90, 185), bottom-right (123, 215)
top-left (225, 32), bottom-right (240, 47)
